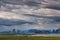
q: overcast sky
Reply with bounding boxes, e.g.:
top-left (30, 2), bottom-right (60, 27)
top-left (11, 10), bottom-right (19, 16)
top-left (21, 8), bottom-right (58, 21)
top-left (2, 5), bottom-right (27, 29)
top-left (0, 0), bottom-right (60, 31)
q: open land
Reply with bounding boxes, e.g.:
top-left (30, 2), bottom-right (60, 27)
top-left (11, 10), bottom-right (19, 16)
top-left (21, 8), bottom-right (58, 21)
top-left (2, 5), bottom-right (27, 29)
top-left (0, 35), bottom-right (60, 40)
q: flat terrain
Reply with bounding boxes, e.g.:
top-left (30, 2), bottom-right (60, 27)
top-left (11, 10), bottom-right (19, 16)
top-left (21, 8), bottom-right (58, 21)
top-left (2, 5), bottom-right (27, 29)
top-left (0, 35), bottom-right (60, 40)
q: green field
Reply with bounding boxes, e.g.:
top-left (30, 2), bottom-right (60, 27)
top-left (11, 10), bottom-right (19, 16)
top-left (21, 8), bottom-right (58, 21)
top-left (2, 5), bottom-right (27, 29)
top-left (0, 35), bottom-right (60, 40)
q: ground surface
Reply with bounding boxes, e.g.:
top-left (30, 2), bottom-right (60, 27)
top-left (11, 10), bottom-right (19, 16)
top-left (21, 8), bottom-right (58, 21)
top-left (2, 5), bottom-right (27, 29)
top-left (0, 35), bottom-right (60, 40)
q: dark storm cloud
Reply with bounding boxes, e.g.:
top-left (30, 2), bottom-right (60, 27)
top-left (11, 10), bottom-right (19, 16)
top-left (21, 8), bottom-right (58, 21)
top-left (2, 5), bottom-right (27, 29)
top-left (0, 18), bottom-right (37, 26)
top-left (44, 4), bottom-right (60, 10)
top-left (23, 14), bottom-right (60, 23)
top-left (0, 0), bottom-right (41, 7)
top-left (23, 14), bottom-right (42, 18)
top-left (25, 1), bottom-right (40, 6)
top-left (41, 0), bottom-right (60, 10)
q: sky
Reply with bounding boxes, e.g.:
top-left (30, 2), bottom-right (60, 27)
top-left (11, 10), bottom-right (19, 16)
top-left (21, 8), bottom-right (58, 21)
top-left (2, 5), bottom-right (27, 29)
top-left (0, 0), bottom-right (60, 31)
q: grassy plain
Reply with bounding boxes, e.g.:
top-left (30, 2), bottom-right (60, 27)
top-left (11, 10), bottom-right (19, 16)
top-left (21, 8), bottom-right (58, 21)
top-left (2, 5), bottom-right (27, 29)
top-left (0, 35), bottom-right (60, 40)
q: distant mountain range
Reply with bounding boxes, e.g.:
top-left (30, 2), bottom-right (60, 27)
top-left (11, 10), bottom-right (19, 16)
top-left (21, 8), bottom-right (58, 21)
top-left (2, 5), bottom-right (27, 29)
top-left (21, 28), bottom-right (60, 34)
top-left (0, 28), bottom-right (60, 35)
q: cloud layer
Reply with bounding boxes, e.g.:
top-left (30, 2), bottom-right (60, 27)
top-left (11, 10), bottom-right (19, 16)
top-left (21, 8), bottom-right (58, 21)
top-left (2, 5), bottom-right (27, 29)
top-left (0, 0), bottom-right (60, 31)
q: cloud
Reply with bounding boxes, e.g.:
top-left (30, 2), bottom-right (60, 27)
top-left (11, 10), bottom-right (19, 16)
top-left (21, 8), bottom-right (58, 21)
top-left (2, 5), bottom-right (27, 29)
top-left (0, 18), bottom-right (37, 26)
top-left (0, 0), bottom-right (60, 31)
top-left (41, 0), bottom-right (60, 10)
top-left (25, 1), bottom-right (40, 6)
